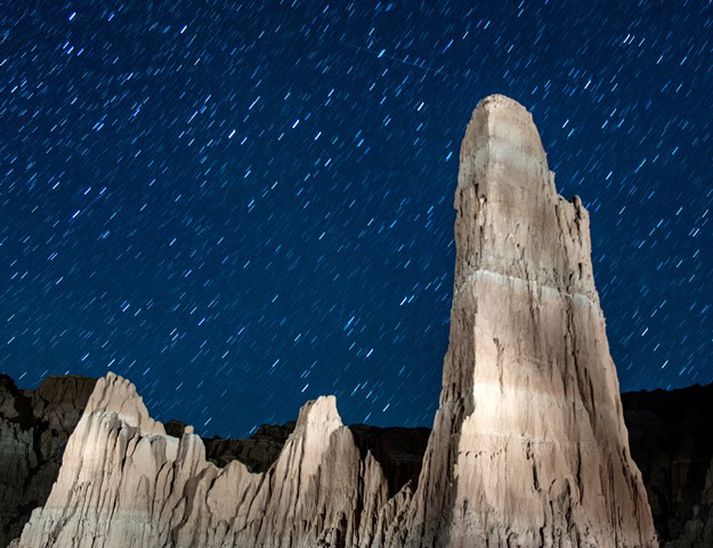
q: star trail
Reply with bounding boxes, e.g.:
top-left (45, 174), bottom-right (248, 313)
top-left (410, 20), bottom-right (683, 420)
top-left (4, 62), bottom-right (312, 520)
top-left (1, 2), bottom-right (711, 436)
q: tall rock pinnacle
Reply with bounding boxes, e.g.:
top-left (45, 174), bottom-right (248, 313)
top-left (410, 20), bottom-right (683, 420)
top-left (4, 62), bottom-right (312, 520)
top-left (8, 95), bottom-right (657, 547)
top-left (404, 94), bottom-right (657, 546)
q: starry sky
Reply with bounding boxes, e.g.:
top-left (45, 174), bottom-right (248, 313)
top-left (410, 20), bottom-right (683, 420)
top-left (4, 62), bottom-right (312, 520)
top-left (1, 2), bottom-right (711, 437)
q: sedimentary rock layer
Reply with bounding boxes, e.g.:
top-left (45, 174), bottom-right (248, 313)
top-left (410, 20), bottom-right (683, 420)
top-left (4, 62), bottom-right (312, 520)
top-left (9, 95), bottom-right (657, 547)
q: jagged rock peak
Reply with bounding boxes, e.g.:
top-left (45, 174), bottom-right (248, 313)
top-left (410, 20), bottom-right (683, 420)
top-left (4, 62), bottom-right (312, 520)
top-left (290, 395), bottom-right (343, 478)
top-left (461, 93), bottom-right (548, 166)
top-left (84, 371), bottom-right (165, 436)
top-left (9, 373), bottom-right (397, 548)
top-left (294, 394), bottom-right (342, 430)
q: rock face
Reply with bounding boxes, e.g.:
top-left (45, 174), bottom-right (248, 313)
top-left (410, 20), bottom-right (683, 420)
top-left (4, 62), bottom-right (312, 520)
top-left (349, 425), bottom-right (431, 497)
top-left (8, 95), bottom-right (657, 547)
top-left (11, 373), bottom-right (401, 547)
top-left (623, 384), bottom-right (713, 547)
top-left (205, 422), bottom-right (296, 472)
top-left (0, 375), bottom-right (96, 547)
top-left (400, 94), bottom-right (656, 546)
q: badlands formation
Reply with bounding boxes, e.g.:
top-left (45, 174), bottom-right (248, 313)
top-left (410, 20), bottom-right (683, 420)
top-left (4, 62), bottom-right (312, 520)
top-left (5, 95), bottom-right (660, 547)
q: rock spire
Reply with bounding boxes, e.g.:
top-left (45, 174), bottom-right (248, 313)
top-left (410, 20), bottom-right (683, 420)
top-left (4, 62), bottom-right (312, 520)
top-left (403, 94), bottom-right (656, 546)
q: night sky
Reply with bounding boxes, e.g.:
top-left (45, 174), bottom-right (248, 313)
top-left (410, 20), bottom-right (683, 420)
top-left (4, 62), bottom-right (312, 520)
top-left (1, 2), bottom-right (711, 437)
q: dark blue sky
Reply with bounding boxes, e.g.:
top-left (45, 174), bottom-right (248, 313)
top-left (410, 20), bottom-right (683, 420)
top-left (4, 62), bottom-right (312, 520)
top-left (1, 2), bottom-right (711, 437)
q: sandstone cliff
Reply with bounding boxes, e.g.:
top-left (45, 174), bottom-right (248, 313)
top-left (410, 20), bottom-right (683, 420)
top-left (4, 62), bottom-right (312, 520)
top-left (7, 95), bottom-right (658, 547)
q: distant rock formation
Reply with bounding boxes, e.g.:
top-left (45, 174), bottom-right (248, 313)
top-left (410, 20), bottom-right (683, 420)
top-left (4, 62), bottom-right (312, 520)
top-left (167, 419), bottom-right (296, 472)
top-left (5, 95), bottom-right (660, 547)
top-left (349, 425), bottom-right (431, 497)
top-left (624, 384), bottom-right (713, 547)
top-left (0, 374), bottom-right (95, 547)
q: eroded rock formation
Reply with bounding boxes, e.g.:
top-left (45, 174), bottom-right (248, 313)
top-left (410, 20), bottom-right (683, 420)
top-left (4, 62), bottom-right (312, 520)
top-left (401, 94), bottom-right (656, 546)
top-left (167, 419), bottom-right (296, 472)
top-left (349, 425), bottom-right (431, 497)
top-left (10, 374), bottom-right (401, 547)
top-left (4, 377), bottom-right (712, 547)
top-left (7, 95), bottom-right (658, 547)
top-left (624, 383), bottom-right (713, 547)
top-left (0, 376), bottom-right (431, 548)
top-left (0, 375), bottom-right (96, 547)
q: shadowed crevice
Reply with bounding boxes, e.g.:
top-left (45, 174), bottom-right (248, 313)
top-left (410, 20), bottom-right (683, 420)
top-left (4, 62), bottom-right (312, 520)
top-left (348, 424), bottom-right (431, 497)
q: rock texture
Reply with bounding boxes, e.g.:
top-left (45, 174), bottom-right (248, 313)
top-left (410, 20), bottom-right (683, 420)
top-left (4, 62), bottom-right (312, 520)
top-left (10, 373), bottom-right (403, 547)
top-left (7, 94), bottom-right (658, 547)
top-left (0, 377), bottom-right (430, 548)
top-left (400, 94), bottom-right (657, 547)
top-left (0, 374), bottom-right (96, 547)
top-left (349, 425), bottom-right (431, 497)
top-left (623, 383), bottom-right (713, 547)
